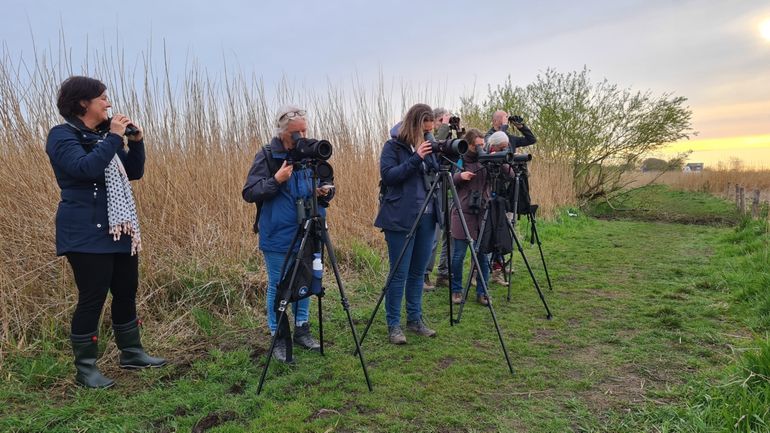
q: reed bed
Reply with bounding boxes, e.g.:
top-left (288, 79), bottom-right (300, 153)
top-left (0, 48), bottom-right (575, 354)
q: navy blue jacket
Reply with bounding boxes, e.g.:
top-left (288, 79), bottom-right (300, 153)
top-left (242, 137), bottom-right (330, 253)
top-left (374, 136), bottom-right (440, 232)
top-left (46, 118), bottom-right (145, 256)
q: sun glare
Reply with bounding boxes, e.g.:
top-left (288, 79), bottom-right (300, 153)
top-left (761, 18), bottom-right (770, 42)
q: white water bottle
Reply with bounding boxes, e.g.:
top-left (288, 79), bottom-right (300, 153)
top-left (311, 253), bottom-right (323, 294)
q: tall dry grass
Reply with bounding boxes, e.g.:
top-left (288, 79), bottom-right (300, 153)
top-left (633, 167), bottom-right (770, 204)
top-left (0, 46), bottom-right (574, 355)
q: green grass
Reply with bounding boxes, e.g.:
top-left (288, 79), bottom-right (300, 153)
top-left (588, 184), bottom-right (740, 225)
top-left (1, 191), bottom-right (768, 432)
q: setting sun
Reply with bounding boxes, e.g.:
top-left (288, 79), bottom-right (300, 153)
top-left (761, 18), bottom-right (770, 41)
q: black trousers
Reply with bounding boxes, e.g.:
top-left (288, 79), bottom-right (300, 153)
top-left (65, 252), bottom-right (139, 335)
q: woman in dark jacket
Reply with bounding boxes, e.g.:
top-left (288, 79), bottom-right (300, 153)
top-left (374, 103), bottom-right (440, 344)
top-left (46, 76), bottom-right (165, 389)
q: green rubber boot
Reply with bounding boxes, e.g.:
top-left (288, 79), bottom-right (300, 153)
top-left (113, 319), bottom-right (167, 369)
top-left (71, 332), bottom-right (115, 389)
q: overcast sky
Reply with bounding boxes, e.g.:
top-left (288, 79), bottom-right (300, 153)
top-left (3, 0), bottom-right (770, 141)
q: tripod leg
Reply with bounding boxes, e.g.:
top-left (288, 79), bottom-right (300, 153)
top-left (456, 205), bottom-right (490, 324)
top-left (358, 177), bottom-right (442, 350)
top-left (257, 219), bottom-right (316, 394)
top-left (257, 304), bottom-right (290, 395)
top-left (530, 215), bottom-right (553, 291)
top-left (454, 253), bottom-right (475, 324)
top-left (508, 220), bottom-right (552, 320)
top-left (317, 295), bottom-right (324, 356)
top-left (321, 228), bottom-right (373, 392)
top-left (446, 178), bottom-right (514, 375)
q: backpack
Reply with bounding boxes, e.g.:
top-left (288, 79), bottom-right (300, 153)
top-left (253, 143), bottom-right (280, 234)
top-left (479, 196), bottom-right (513, 255)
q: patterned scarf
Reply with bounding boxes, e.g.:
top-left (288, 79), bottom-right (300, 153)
top-left (105, 155), bottom-right (142, 255)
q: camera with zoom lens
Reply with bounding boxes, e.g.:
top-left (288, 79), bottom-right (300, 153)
top-left (512, 153), bottom-right (532, 163)
top-left (477, 148), bottom-right (514, 165)
top-left (448, 116), bottom-right (466, 136)
top-left (429, 138), bottom-right (468, 159)
top-left (289, 132), bottom-right (333, 162)
top-left (508, 114), bottom-right (524, 124)
top-left (478, 149), bottom-right (533, 172)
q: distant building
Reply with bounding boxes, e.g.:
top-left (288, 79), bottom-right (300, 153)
top-left (683, 163), bottom-right (704, 173)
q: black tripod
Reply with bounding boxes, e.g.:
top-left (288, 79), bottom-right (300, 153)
top-left (357, 156), bottom-right (514, 375)
top-left (455, 163), bottom-right (552, 322)
top-left (503, 163), bottom-right (554, 299)
top-left (257, 161), bottom-right (372, 394)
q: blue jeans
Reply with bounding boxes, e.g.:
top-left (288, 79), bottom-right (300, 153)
top-left (450, 238), bottom-right (490, 296)
top-left (383, 214), bottom-right (435, 327)
top-left (261, 250), bottom-right (310, 334)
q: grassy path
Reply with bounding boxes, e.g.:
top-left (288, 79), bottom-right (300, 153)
top-left (0, 213), bottom-right (755, 432)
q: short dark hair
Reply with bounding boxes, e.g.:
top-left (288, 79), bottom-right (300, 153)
top-left (56, 76), bottom-right (107, 118)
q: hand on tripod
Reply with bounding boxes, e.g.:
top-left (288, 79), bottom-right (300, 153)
top-left (458, 171), bottom-right (475, 181)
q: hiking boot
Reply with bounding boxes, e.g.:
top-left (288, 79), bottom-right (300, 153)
top-left (451, 292), bottom-right (463, 305)
top-left (423, 275), bottom-right (435, 292)
top-left (435, 275), bottom-right (449, 288)
top-left (71, 332), bottom-right (115, 389)
top-left (271, 338), bottom-right (294, 364)
top-left (492, 271), bottom-right (507, 286)
top-left (113, 319), bottom-right (167, 369)
top-left (293, 323), bottom-right (321, 352)
top-left (477, 294), bottom-right (489, 306)
top-left (406, 318), bottom-right (437, 337)
top-left (388, 325), bottom-right (407, 345)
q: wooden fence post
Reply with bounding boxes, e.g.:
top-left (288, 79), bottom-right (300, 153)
top-left (739, 187), bottom-right (745, 214)
top-left (726, 182), bottom-right (731, 199)
top-left (752, 190), bottom-right (761, 218)
top-left (735, 184), bottom-right (740, 208)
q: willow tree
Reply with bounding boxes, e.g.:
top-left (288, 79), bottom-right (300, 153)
top-left (461, 68), bottom-right (694, 205)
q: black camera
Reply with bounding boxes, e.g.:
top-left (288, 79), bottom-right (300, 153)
top-left (508, 114), bottom-right (524, 124)
top-left (289, 132), bottom-right (333, 161)
top-left (448, 116), bottom-right (465, 135)
top-left (430, 138), bottom-right (468, 158)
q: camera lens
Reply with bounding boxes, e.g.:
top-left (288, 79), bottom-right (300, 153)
top-left (316, 140), bottom-right (333, 160)
top-left (316, 161), bottom-right (334, 180)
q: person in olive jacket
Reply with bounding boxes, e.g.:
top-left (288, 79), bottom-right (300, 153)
top-left (45, 76), bottom-right (165, 389)
top-left (374, 103), bottom-right (440, 345)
